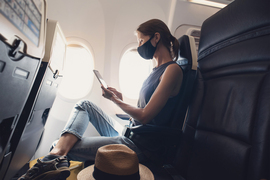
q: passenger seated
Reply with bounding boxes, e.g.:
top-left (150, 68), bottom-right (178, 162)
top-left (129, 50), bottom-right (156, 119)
top-left (18, 19), bottom-right (183, 180)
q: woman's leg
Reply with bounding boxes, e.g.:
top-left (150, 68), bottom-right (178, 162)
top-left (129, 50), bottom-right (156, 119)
top-left (18, 100), bottom-right (143, 180)
top-left (49, 133), bottom-right (79, 156)
top-left (52, 136), bottom-right (145, 163)
top-left (62, 100), bottom-right (124, 137)
top-left (50, 100), bottom-right (124, 156)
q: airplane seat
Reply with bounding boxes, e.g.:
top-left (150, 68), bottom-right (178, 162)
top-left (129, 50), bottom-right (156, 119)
top-left (165, 0), bottom-right (270, 179)
top-left (0, 39), bottom-right (41, 180)
top-left (171, 35), bottom-right (198, 129)
top-left (0, 0), bottom-right (47, 178)
top-left (2, 20), bottom-right (66, 180)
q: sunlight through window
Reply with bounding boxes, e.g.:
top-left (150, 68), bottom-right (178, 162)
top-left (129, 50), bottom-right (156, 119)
top-left (58, 44), bottom-right (94, 99)
top-left (119, 49), bottom-right (153, 100)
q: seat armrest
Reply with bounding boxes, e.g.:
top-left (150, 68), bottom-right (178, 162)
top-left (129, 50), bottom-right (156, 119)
top-left (116, 114), bottom-right (130, 120)
top-left (129, 124), bottom-right (182, 136)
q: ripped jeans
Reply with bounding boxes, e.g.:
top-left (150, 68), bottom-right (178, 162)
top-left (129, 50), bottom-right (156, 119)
top-left (52, 100), bottom-right (145, 162)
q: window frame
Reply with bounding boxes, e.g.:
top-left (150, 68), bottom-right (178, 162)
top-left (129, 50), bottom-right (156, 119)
top-left (57, 37), bottom-right (95, 102)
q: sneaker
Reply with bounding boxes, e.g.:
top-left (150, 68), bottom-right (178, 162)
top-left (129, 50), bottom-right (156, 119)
top-left (18, 156), bottom-right (70, 180)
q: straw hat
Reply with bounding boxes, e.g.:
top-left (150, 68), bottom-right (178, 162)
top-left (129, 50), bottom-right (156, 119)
top-left (77, 144), bottom-right (154, 180)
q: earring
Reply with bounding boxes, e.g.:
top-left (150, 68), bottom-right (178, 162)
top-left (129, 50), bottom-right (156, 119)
top-left (170, 41), bottom-right (174, 58)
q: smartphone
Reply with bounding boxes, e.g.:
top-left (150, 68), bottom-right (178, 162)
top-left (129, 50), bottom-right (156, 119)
top-left (93, 70), bottom-right (108, 88)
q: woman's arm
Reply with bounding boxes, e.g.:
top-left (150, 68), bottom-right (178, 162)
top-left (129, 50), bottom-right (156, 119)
top-left (102, 63), bottom-right (183, 124)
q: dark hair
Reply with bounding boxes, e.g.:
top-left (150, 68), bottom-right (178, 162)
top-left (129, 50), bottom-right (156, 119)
top-left (137, 19), bottom-right (179, 60)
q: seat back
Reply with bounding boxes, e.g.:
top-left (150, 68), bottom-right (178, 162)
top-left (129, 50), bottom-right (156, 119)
top-left (0, 39), bottom-right (41, 180)
top-left (169, 35), bottom-right (198, 129)
top-left (2, 20), bottom-right (66, 180)
top-left (174, 0), bottom-right (270, 179)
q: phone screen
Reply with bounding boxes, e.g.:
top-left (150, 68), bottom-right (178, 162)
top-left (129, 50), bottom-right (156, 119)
top-left (93, 70), bottom-right (108, 88)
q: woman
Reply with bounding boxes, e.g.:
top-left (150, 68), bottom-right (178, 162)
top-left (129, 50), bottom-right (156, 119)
top-left (19, 19), bottom-right (183, 180)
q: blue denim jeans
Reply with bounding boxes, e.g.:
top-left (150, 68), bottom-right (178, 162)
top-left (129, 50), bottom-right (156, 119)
top-left (53, 100), bottom-right (145, 162)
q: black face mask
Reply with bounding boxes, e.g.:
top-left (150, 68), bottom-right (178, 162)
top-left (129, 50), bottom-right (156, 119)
top-left (137, 35), bottom-right (159, 60)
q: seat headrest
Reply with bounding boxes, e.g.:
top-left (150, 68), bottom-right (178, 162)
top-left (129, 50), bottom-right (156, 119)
top-left (199, 0), bottom-right (270, 57)
top-left (176, 35), bottom-right (198, 72)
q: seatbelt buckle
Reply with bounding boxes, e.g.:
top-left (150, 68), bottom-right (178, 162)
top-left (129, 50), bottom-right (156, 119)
top-left (122, 126), bottom-right (131, 137)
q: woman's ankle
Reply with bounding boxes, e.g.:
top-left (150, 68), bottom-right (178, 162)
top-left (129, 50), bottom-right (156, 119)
top-left (49, 148), bottom-right (67, 156)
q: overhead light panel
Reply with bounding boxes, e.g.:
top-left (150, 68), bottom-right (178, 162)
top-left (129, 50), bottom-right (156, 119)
top-left (189, 0), bottom-right (227, 8)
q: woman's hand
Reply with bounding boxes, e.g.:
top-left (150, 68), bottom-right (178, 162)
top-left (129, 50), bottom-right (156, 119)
top-left (107, 87), bottom-right (123, 100)
top-left (101, 86), bottom-right (123, 101)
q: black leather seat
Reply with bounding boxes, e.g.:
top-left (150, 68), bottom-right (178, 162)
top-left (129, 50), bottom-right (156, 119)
top-left (0, 40), bottom-right (41, 180)
top-left (165, 0), bottom-right (270, 179)
top-left (171, 35), bottom-right (198, 129)
top-left (2, 20), bottom-right (65, 180)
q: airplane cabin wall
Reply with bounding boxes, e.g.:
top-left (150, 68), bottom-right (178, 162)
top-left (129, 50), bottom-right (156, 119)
top-left (34, 0), bottom-right (220, 159)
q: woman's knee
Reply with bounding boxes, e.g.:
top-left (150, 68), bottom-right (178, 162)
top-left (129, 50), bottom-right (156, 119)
top-left (76, 100), bottom-right (95, 110)
top-left (77, 99), bottom-right (90, 106)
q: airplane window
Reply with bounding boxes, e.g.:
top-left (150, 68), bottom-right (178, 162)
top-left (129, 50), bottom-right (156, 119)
top-left (58, 44), bottom-right (94, 99)
top-left (119, 49), bottom-right (153, 100)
